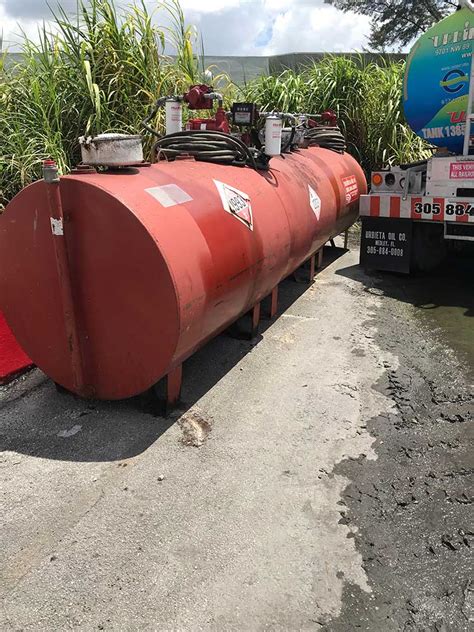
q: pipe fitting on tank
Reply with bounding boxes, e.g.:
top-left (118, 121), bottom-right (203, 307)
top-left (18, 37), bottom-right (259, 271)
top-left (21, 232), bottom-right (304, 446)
top-left (204, 92), bottom-right (224, 107)
top-left (43, 159), bottom-right (60, 183)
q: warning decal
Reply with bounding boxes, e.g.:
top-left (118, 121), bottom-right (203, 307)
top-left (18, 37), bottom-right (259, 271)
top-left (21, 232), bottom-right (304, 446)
top-left (450, 162), bottom-right (474, 180)
top-left (342, 175), bottom-right (359, 205)
top-left (214, 180), bottom-right (253, 230)
top-left (308, 185), bottom-right (321, 220)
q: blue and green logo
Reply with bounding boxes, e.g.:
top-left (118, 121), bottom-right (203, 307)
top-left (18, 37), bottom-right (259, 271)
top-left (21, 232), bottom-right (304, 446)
top-left (440, 69), bottom-right (469, 93)
top-left (404, 7), bottom-right (474, 153)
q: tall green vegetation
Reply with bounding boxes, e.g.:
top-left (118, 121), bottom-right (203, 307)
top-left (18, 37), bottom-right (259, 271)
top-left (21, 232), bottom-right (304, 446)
top-left (0, 0), bottom-right (430, 209)
top-left (242, 56), bottom-right (431, 176)
top-left (0, 0), bottom-right (213, 208)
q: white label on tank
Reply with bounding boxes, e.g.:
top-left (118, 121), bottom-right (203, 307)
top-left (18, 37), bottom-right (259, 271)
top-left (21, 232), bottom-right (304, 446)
top-left (309, 185), bottom-right (321, 220)
top-left (214, 179), bottom-right (253, 230)
top-left (50, 218), bottom-right (64, 236)
top-left (145, 184), bottom-right (193, 208)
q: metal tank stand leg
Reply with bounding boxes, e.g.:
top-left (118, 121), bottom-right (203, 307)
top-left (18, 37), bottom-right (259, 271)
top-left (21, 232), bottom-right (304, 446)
top-left (143, 364), bottom-right (183, 417)
top-left (270, 286), bottom-right (278, 319)
top-left (309, 253), bottom-right (316, 281)
top-left (227, 302), bottom-right (261, 340)
top-left (293, 254), bottom-right (316, 284)
top-left (262, 286), bottom-right (279, 320)
top-left (317, 248), bottom-right (324, 269)
top-left (344, 229), bottom-right (349, 250)
top-left (166, 365), bottom-right (183, 411)
top-left (250, 302), bottom-right (261, 339)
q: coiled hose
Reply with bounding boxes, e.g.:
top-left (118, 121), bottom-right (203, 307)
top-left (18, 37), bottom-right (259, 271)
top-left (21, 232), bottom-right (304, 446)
top-left (154, 130), bottom-right (259, 170)
top-left (304, 126), bottom-right (346, 154)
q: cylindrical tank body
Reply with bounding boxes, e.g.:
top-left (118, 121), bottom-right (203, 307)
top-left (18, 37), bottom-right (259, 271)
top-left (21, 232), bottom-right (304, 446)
top-left (0, 148), bottom-right (367, 400)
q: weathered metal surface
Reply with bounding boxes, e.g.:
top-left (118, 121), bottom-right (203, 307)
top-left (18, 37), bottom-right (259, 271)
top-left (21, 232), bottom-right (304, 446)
top-left (79, 133), bottom-right (144, 166)
top-left (42, 160), bottom-right (86, 394)
top-left (0, 147), bottom-right (366, 400)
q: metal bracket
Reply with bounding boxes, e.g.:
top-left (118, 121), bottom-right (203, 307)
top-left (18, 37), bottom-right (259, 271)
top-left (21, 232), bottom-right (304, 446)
top-left (444, 221), bottom-right (474, 242)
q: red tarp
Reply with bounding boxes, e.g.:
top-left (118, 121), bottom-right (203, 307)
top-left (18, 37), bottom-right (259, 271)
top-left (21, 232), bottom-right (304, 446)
top-left (0, 311), bottom-right (33, 383)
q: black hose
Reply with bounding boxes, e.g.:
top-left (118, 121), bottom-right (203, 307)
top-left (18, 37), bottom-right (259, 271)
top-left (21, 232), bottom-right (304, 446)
top-left (304, 126), bottom-right (346, 153)
top-left (154, 130), bottom-right (259, 170)
top-left (141, 97), bottom-right (167, 137)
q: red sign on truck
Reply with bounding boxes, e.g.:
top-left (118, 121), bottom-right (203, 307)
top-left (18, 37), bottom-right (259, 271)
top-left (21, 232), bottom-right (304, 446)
top-left (450, 162), bottom-right (474, 180)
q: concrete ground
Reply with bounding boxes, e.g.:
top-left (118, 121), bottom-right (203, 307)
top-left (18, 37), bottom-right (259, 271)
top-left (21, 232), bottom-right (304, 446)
top-left (1, 243), bottom-right (472, 631)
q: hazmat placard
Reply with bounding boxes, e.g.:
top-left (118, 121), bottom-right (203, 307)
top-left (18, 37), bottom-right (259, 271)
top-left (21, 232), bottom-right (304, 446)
top-left (214, 180), bottom-right (253, 230)
top-left (308, 185), bottom-right (321, 219)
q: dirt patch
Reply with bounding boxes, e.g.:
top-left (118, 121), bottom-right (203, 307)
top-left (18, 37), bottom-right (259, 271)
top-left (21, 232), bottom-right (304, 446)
top-left (177, 410), bottom-right (212, 447)
top-left (326, 268), bottom-right (474, 631)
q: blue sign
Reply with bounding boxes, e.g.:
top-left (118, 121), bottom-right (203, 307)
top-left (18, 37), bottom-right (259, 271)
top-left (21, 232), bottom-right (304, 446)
top-left (403, 7), bottom-right (474, 154)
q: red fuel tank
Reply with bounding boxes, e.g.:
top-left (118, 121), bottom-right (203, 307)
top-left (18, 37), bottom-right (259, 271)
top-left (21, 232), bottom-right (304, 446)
top-left (0, 148), bottom-right (366, 400)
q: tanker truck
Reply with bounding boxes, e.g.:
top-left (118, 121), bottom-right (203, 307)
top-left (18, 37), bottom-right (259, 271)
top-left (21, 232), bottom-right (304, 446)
top-left (0, 86), bottom-right (366, 408)
top-left (360, 0), bottom-right (474, 273)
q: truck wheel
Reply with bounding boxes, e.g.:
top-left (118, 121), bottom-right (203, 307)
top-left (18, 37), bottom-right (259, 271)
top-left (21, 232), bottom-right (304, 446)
top-left (411, 223), bottom-right (446, 272)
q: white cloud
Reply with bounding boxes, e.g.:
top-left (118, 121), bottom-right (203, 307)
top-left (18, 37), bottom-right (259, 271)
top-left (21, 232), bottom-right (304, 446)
top-left (179, 0), bottom-right (242, 12)
top-left (264, 0), bottom-right (315, 10)
top-left (263, 4), bottom-right (370, 55)
top-left (0, 4), bottom-right (46, 49)
top-left (182, 0), bottom-right (370, 55)
top-left (0, 0), bottom-right (371, 54)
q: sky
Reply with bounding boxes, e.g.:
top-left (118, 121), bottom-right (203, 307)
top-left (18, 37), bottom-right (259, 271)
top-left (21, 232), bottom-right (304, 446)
top-left (0, 0), bottom-right (372, 55)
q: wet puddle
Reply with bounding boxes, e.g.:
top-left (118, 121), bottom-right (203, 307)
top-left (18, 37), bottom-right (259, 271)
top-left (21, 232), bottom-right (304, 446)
top-left (401, 253), bottom-right (474, 381)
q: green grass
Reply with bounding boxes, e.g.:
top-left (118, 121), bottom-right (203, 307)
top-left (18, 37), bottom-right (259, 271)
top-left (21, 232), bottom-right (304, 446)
top-left (0, 0), bottom-right (229, 208)
top-left (241, 56), bottom-right (431, 176)
top-left (0, 3), bottom-right (430, 209)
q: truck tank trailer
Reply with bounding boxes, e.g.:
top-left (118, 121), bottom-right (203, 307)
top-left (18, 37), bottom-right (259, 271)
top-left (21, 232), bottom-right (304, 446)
top-left (0, 86), bottom-right (366, 406)
top-left (360, 0), bottom-right (474, 273)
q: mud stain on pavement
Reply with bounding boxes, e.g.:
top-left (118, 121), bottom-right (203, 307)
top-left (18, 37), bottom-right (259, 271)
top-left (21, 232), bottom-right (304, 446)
top-left (327, 264), bottom-right (474, 632)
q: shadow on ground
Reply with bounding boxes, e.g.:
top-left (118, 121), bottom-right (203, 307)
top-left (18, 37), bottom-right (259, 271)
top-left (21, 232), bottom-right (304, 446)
top-left (0, 245), bottom-right (346, 463)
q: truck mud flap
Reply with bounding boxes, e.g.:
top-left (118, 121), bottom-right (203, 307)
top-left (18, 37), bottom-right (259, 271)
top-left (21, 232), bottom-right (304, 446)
top-left (360, 217), bottom-right (413, 273)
